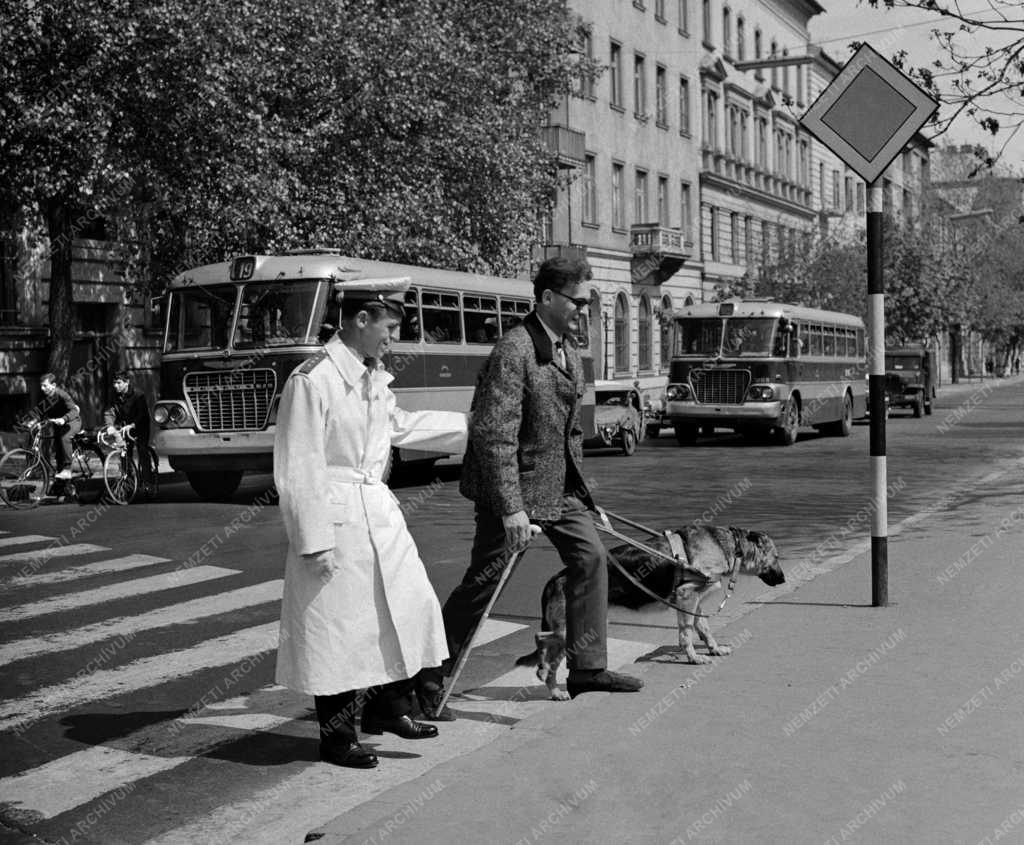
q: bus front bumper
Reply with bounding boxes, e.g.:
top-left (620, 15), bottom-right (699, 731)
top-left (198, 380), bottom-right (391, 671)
top-left (154, 428), bottom-right (276, 473)
top-left (666, 401), bottom-right (783, 427)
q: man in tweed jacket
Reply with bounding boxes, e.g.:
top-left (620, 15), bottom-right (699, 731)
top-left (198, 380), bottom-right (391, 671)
top-left (418, 257), bottom-right (643, 716)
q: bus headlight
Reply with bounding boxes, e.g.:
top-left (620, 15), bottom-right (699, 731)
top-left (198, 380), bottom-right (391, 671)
top-left (153, 406), bottom-right (169, 425)
top-left (746, 385), bottom-right (777, 401)
top-left (666, 384), bottom-right (691, 401)
top-left (153, 401), bottom-right (193, 429)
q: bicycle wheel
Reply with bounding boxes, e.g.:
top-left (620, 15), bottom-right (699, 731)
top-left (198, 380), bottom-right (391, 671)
top-left (0, 449), bottom-right (49, 509)
top-left (103, 450), bottom-right (139, 505)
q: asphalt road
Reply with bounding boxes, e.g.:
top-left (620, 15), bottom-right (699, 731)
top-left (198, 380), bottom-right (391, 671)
top-left (0, 375), bottom-right (1020, 844)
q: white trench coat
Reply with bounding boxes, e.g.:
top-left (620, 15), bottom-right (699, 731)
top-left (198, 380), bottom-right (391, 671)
top-left (274, 336), bottom-right (467, 695)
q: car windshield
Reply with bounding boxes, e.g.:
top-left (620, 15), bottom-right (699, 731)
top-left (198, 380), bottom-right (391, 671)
top-left (886, 355), bottom-right (921, 373)
top-left (165, 285), bottom-right (237, 352)
top-left (233, 280), bottom-right (321, 349)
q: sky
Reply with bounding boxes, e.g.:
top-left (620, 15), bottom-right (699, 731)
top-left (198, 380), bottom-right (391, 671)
top-left (807, 0), bottom-right (1024, 174)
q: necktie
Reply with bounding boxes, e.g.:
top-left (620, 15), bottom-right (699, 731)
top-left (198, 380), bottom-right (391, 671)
top-left (554, 340), bottom-right (566, 370)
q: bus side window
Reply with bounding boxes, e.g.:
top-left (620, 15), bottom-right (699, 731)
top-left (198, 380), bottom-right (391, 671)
top-left (464, 295), bottom-right (499, 344)
top-left (822, 325), bottom-right (836, 357)
top-left (422, 290), bottom-right (462, 343)
top-left (400, 289), bottom-right (422, 341)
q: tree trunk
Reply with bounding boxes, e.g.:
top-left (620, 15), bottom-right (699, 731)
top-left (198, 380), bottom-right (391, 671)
top-left (43, 199), bottom-right (75, 384)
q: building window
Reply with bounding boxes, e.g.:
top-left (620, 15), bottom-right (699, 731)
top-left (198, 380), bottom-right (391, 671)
top-left (582, 154), bottom-right (598, 225)
top-left (730, 212), bottom-right (739, 262)
top-left (796, 64), bottom-right (804, 105)
top-left (702, 0), bottom-right (712, 45)
top-left (753, 29), bottom-right (764, 79)
top-left (580, 29), bottom-right (595, 98)
top-left (722, 7), bottom-right (732, 58)
top-left (679, 0), bottom-right (688, 33)
top-left (736, 17), bottom-right (745, 61)
top-left (639, 295), bottom-right (652, 370)
top-left (660, 294), bottom-right (673, 369)
top-left (614, 293), bottom-right (630, 373)
top-left (832, 169), bottom-right (841, 209)
top-left (612, 162), bottom-right (625, 229)
top-left (856, 182), bottom-right (865, 213)
top-left (635, 168), bottom-right (649, 224)
top-left (704, 90), bottom-right (719, 148)
top-left (770, 40), bottom-right (778, 89)
top-left (798, 139), bottom-right (809, 186)
top-left (902, 188), bottom-right (913, 218)
top-left (744, 216), bottom-right (753, 264)
top-left (756, 116), bottom-right (768, 168)
top-left (844, 176), bottom-right (854, 212)
top-left (818, 162), bottom-right (826, 206)
top-left (679, 76), bottom-right (691, 135)
top-left (634, 53), bottom-right (647, 119)
top-left (655, 0), bottom-right (666, 21)
top-left (680, 181), bottom-right (692, 239)
top-left (610, 42), bottom-right (623, 108)
top-left (782, 48), bottom-right (790, 98)
top-left (655, 64), bottom-right (668, 126)
top-left (657, 176), bottom-right (669, 224)
top-left (761, 220), bottom-right (771, 263)
top-left (708, 206), bottom-right (718, 261)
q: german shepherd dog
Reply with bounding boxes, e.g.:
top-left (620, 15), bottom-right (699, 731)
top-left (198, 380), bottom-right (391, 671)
top-left (517, 526), bottom-right (785, 699)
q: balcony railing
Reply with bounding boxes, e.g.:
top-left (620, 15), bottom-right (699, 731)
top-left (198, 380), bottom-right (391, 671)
top-left (541, 125), bottom-right (586, 168)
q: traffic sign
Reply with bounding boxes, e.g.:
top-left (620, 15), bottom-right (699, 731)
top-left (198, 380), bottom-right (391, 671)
top-left (800, 43), bottom-right (938, 185)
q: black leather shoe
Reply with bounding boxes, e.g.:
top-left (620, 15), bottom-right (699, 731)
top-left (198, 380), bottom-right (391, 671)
top-left (415, 684), bottom-right (456, 722)
top-left (361, 714), bottom-right (438, 739)
top-left (566, 669), bottom-right (644, 699)
top-left (319, 741), bottom-right (378, 768)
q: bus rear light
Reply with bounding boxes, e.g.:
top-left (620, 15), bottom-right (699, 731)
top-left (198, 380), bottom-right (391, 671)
top-left (666, 384), bottom-right (691, 401)
top-left (746, 385), bottom-right (777, 401)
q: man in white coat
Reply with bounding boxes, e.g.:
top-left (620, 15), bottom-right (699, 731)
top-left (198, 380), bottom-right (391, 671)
top-left (274, 277), bottom-right (467, 769)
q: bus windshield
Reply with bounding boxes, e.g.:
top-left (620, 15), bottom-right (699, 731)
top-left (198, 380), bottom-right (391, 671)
top-left (233, 280), bottom-right (321, 349)
top-left (674, 317), bottom-right (778, 357)
top-left (165, 285), bottom-right (237, 352)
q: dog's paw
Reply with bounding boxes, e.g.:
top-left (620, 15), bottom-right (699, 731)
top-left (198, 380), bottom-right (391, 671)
top-left (688, 652), bottom-right (713, 664)
top-left (709, 645), bottom-right (732, 656)
top-left (551, 689), bottom-right (570, 701)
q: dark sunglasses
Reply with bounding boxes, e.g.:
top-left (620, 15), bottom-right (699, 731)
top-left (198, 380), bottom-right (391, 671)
top-left (549, 288), bottom-right (589, 309)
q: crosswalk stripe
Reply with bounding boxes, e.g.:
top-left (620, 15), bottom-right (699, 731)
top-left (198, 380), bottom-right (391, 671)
top-left (0, 543), bottom-right (108, 566)
top-left (146, 637), bottom-right (654, 845)
top-left (0, 621), bottom-right (279, 733)
top-left (0, 617), bottom-right (522, 818)
top-left (0, 565), bottom-right (239, 624)
top-left (0, 686), bottom-right (303, 820)
top-left (2, 553), bottom-right (171, 589)
top-left (0, 580), bottom-right (283, 667)
top-left (0, 534), bottom-right (53, 548)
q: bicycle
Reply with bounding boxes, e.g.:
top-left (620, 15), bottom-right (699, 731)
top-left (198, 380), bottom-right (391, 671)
top-left (99, 423), bottom-right (159, 505)
top-left (0, 419), bottom-right (106, 509)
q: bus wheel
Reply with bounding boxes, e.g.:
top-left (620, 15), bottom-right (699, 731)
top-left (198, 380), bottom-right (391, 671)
top-left (775, 400), bottom-right (800, 446)
top-left (924, 398), bottom-right (933, 416)
top-left (824, 394), bottom-right (854, 437)
top-left (187, 470), bottom-right (243, 501)
top-left (673, 423), bottom-right (698, 446)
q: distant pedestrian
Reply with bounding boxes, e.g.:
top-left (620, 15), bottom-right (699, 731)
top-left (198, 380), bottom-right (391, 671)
top-left (39, 373), bottom-right (81, 480)
top-left (274, 277), bottom-right (467, 770)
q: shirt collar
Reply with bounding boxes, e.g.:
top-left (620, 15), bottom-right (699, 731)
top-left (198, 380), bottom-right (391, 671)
top-left (325, 336), bottom-right (394, 388)
top-left (535, 313), bottom-right (563, 347)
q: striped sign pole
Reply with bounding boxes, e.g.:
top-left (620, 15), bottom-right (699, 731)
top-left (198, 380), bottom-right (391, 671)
top-left (867, 182), bottom-right (888, 606)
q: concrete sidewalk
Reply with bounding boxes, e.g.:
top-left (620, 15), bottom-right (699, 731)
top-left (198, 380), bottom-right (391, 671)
top-left (311, 397), bottom-right (1024, 844)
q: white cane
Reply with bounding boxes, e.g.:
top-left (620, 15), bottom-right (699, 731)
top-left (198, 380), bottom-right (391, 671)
top-left (436, 524), bottom-right (541, 714)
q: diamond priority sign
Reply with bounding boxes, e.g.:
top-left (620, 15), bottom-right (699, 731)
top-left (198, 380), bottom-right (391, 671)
top-left (800, 43), bottom-right (938, 185)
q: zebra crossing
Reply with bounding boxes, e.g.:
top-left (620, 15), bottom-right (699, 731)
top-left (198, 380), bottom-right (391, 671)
top-left (0, 531), bottom-right (662, 845)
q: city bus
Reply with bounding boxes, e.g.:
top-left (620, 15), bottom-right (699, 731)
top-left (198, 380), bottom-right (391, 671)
top-left (154, 250), bottom-right (595, 499)
top-left (663, 299), bottom-right (867, 446)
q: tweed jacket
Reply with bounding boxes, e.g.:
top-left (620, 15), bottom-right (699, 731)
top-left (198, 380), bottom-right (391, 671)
top-left (460, 311), bottom-right (592, 521)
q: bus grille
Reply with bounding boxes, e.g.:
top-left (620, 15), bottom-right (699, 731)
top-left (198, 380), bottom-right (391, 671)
top-left (184, 369), bottom-right (277, 431)
top-left (691, 369), bottom-right (751, 404)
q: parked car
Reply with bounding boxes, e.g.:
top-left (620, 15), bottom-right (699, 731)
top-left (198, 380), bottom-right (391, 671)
top-left (585, 388), bottom-right (644, 456)
top-left (885, 345), bottom-right (937, 417)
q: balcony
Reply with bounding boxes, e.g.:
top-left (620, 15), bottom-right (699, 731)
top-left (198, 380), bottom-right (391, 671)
top-left (541, 125), bottom-right (586, 169)
top-left (629, 224), bottom-right (692, 284)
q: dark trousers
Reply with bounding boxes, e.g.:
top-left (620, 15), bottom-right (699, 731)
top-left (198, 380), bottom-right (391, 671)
top-left (128, 438), bottom-right (153, 489)
top-left (314, 678), bottom-right (415, 748)
top-left (52, 419), bottom-right (82, 471)
top-left (439, 496), bottom-right (608, 674)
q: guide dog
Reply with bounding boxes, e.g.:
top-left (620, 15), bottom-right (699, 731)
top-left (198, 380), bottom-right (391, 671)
top-left (516, 525), bottom-right (785, 699)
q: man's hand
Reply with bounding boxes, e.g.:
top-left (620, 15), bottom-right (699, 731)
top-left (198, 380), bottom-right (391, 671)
top-left (502, 510), bottom-right (538, 553)
top-left (304, 549), bottom-right (341, 582)
top-left (106, 425), bottom-right (117, 436)
top-left (53, 417), bottom-right (65, 426)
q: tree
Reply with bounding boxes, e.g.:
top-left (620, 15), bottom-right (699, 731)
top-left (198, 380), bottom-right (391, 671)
top-left (866, 1), bottom-right (1024, 171)
top-left (1, 0), bottom-right (593, 381)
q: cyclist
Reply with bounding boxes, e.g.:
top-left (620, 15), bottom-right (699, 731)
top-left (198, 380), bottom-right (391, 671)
top-left (103, 371), bottom-right (153, 493)
top-left (39, 373), bottom-right (82, 480)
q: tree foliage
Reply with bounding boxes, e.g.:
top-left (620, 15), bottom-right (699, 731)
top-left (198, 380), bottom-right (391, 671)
top-left (1, 0), bottom-right (593, 379)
